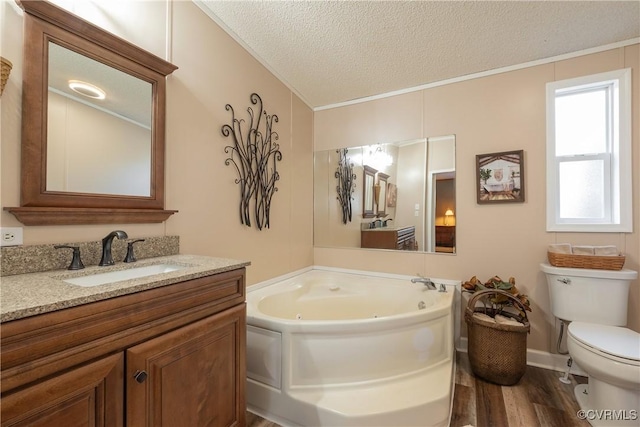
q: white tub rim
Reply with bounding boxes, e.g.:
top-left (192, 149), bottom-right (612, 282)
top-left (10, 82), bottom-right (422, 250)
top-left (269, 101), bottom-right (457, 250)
top-left (248, 265), bottom-right (461, 292)
top-left (247, 266), bottom-right (461, 335)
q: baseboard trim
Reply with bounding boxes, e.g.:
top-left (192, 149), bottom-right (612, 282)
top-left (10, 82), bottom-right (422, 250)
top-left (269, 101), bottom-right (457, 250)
top-left (456, 337), bottom-right (587, 377)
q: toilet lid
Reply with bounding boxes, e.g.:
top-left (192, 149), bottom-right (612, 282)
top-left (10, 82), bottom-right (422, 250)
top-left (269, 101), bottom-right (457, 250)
top-left (568, 322), bottom-right (640, 362)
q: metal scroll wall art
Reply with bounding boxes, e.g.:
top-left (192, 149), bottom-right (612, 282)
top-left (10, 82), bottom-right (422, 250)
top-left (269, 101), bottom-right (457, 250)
top-left (221, 93), bottom-right (282, 230)
top-left (335, 148), bottom-right (357, 224)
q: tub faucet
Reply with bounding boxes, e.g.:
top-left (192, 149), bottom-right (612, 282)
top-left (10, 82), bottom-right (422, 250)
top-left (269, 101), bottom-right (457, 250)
top-left (411, 276), bottom-right (436, 290)
top-left (99, 230), bottom-right (128, 266)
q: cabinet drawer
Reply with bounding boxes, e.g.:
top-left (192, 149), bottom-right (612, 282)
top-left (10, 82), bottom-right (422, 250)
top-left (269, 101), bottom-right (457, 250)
top-left (1, 353), bottom-right (123, 427)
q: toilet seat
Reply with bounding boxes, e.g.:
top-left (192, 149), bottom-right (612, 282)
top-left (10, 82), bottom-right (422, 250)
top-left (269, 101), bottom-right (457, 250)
top-left (568, 322), bottom-right (640, 366)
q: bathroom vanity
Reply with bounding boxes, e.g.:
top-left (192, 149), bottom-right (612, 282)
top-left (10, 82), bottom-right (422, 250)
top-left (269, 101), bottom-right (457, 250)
top-left (361, 225), bottom-right (416, 250)
top-left (0, 255), bottom-right (248, 426)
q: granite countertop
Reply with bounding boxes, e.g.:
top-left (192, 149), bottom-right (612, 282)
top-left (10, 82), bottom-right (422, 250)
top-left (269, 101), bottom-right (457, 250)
top-left (0, 254), bottom-right (250, 323)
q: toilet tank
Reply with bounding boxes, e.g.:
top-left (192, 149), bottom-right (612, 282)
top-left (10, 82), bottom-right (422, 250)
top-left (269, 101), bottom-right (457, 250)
top-left (540, 263), bottom-right (638, 325)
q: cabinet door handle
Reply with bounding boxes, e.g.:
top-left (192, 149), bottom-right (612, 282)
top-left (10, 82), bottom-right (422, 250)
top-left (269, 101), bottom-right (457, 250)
top-left (133, 370), bottom-right (148, 383)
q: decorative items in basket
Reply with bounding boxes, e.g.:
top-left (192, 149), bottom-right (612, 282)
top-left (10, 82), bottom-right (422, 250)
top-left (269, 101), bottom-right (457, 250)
top-left (463, 276), bottom-right (531, 385)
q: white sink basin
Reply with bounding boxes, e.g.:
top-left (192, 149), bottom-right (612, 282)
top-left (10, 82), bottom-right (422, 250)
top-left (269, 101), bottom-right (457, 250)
top-left (63, 264), bottom-right (187, 287)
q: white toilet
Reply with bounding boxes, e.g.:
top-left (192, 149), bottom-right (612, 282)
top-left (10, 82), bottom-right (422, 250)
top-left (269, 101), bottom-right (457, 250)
top-left (541, 263), bottom-right (639, 427)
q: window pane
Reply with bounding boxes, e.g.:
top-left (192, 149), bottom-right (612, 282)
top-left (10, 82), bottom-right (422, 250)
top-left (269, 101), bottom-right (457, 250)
top-left (555, 88), bottom-right (607, 156)
top-left (559, 160), bottom-right (604, 219)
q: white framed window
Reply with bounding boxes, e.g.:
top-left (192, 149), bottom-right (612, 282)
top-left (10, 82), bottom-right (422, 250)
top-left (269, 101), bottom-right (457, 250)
top-left (546, 68), bottom-right (632, 232)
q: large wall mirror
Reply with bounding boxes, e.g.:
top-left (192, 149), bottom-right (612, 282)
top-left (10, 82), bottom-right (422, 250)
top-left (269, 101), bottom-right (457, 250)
top-left (5, 0), bottom-right (178, 225)
top-left (314, 135), bottom-right (456, 254)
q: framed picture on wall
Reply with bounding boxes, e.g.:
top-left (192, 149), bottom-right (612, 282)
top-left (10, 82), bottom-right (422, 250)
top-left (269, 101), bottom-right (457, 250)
top-left (476, 150), bottom-right (525, 204)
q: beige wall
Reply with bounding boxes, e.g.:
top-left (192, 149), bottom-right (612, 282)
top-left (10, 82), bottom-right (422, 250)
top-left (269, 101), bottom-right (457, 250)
top-left (165, 2), bottom-right (313, 284)
top-left (314, 44), bottom-right (640, 354)
top-left (0, 1), bottom-right (313, 285)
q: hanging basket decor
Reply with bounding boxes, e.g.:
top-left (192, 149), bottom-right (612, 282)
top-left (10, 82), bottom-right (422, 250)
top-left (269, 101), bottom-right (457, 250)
top-left (1, 56), bottom-right (12, 96)
top-left (335, 148), bottom-right (357, 224)
top-left (221, 93), bottom-right (282, 230)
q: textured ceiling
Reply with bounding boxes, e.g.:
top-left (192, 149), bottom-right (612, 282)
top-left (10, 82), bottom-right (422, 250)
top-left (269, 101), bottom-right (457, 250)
top-left (196, 1), bottom-right (640, 109)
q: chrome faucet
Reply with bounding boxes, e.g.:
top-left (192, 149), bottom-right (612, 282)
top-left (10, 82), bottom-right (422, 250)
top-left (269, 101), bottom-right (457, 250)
top-left (99, 230), bottom-right (128, 266)
top-left (411, 276), bottom-right (437, 290)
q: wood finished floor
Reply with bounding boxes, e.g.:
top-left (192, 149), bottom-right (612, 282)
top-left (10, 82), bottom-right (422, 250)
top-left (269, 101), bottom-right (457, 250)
top-left (246, 352), bottom-right (590, 427)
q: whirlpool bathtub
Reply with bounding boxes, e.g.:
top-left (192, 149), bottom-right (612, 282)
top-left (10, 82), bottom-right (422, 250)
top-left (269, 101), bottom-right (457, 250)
top-left (246, 269), bottom-right (457, 427)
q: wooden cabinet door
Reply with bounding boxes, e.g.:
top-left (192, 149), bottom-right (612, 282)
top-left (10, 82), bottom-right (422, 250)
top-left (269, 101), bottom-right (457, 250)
top-left (1, 353), bottom-right (123, 427)
top-left (126, 304), bottom-right (246, 427)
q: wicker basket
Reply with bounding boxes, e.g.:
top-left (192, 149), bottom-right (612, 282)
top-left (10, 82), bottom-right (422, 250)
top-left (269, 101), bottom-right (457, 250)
top-left (547, 251), bottom-right (625, 270)
top-left (1, 57), bottom-right (12, 96)
top-left (464, 290), bottom-right (530, 386)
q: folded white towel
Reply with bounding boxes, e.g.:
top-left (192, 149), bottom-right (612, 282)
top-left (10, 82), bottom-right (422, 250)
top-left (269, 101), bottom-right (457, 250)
top-left (594, 245), bottom-right (619, 256)
top-left (548, 243), bottom-right (572, 254)
top-left (572, 245), bottom-right (595, 255)
top-left (495, 314), bottom-right (523, 326)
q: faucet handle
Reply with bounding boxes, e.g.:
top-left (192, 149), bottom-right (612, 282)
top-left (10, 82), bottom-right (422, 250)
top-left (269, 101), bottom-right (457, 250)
top-left (54, 245), bottom-right (85, 270)
top-left (124, 239), bottom-right (145, 263)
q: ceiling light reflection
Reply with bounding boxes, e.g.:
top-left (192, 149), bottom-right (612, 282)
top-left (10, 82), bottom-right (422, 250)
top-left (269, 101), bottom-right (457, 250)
top-left (68, 80), bottom-right (106, 100)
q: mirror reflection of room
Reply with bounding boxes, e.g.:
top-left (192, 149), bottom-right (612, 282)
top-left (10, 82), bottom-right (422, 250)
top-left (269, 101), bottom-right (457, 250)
top-left (314, 135), bottom-right (455, 254)
top-left (46, 42), bottom-right (153, 197)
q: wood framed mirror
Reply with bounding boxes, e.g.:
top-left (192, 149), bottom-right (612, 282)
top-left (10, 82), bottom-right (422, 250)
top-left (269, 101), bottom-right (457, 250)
top-left (362, 165), bottom-right (377, 218)
top-left (5, 0), bottom-right (178, 225)
top-left (375, 172), bottom-right (389, 217)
